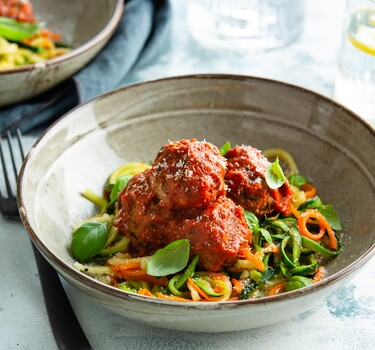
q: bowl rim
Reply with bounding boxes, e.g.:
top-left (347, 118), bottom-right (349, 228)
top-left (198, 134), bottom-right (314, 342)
top-left (0, 0), bottom-right (124, 75)
top-left (18, 73), bottom-right (375, 308)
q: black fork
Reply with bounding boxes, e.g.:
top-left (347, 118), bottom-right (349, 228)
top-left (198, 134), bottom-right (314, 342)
top-left (0, 130), bottom-right (92, 350)
top-left (0, 129), bottom-right (23, 218)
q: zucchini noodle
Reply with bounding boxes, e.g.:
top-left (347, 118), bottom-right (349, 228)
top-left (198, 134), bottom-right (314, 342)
top-left (0, 34), bottom-right (70, 69)
top-left (0, 1), bottom-right (71, 70)
top-left (263, 148), bottom-right (299, 176)
top-left (109, 162), bottom-right (151, 184)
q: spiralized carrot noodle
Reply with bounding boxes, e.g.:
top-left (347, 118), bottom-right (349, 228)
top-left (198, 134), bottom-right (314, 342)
top-left (289, 202), bottom-right (301, 219)
top-left (263, 243), bottom-right (280, 254)
top-left (187, 278), bottom-right (214, 301)
top-left (298, 209), bottom-right (338, 250)
top-left (238, 247), bottom-right (265, 271)
top-left (112, 266), bottom-right (168, 286)
top-left (114, 262), bottom-right (141, 270)
top-left (231, 278), bottom-right (243, 294)
top-left (138, 288), bottom-right (154, 297)
top-left (313, 266), bottom-right (326, 284)
top-left (39, 28), bottom-right (62, 41)
top-left (300, 183), bottom-right (317, 199)
top-left (267, 282), bottom-right (286, 296)
top-left (186, 279), bottom-right (201, 301)
top-left (156, 292), bottom-right (192, 302)
top-left (186, 277), bottom-right (232, 302)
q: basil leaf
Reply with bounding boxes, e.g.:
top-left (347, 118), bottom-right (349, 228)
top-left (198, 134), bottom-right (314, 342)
top-left (147, 239), bottom-right (190, 277)
top-left (243, 210), bottom-right (259, 232)
top-left (298, 196), bottom-right (322, 211)
top-left (319, 204), bottom-right (342, 230)
top-left (288, 174), bottom-right (307, 187)
top-left (259, 228), bottom-right (273, 244)
top-left (71, 222), bottom-right (108, 262)
top-left (265, 157), bottom-right (286, 189)
top-left (109, 174), bottom-right (133, 204)
top-left (219, 141), bottom-right (231, 156)
top-left (0, 16), bottom-right (40, 41)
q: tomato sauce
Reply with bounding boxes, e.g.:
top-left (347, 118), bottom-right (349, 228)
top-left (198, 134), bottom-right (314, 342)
top-left (225, 145), bottom-right (292, 216)
top-left (150, 139), bottom-right (226, 209)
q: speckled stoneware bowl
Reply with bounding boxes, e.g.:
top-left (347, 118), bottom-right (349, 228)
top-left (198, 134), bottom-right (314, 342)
top-left (18, 75), bottom-right (375, 332)
top-left (0, 0), bottom-right (123, 107)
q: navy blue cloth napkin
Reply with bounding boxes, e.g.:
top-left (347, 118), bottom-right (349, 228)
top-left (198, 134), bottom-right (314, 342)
top-left (0, 0), bottom-right (171, 134)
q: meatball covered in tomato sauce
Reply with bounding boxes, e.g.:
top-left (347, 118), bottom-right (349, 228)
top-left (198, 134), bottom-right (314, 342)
top-left (114, 169), bottom-right (171, 256)
top-left (225, 145), bottom-right (292, 216)
top-left (0, 0), bottom-right (36, 23)
top-left (150, 139), bottom-right (227, 210)
top-left (166, 197), bottom-right (252, 271)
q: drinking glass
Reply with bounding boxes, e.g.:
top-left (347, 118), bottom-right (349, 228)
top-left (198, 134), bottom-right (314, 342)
top-left (186, 0), bottom-right (305, 52)
top-left (334, 0), bottom-right (375, 124)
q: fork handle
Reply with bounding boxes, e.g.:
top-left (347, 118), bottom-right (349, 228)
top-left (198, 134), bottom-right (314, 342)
top-left (31, 242), bottom-right (92, 350)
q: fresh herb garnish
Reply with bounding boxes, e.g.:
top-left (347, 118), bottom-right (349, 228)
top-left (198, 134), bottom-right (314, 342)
top-left (243, 210), bottom-right (259, 232)
top-left (259, 228), bottom-right (273, 244)
top-left (219, 141), bottom-right (231, 156)
top-left (243, 210), bottom-right (272, 244)
top-left (108, 174), bottom-right (133, 206)
top-left (71, 222), bottom-right (108, 262)
top-left (298, 196), bottom-right (323, 210)
top-left (319, 204), bottom-right (342, 230)
top-left (265, 157), bottom-right (286, 189)
top-left (147, 239), bottom-right (190, 277)
top-left (288, 174), bottom-right (307, 187)
top-left (0, 16), bottom-right (40, 41)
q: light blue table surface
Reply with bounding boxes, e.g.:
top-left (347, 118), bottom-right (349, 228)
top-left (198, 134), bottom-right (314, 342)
top-left (1, 0), bottom-right (374, 349)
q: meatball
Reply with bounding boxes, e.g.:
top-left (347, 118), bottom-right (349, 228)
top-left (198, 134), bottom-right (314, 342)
top-left (114, 169), bottom-right (171, 256)
top-left (166, 197), bottom-right (252, 271)
top-left (150, 139), bottom-right (227, 210)
top-left (225, 145), bottom-right (292, 216)
top-left (0, 0), bottom-right (36, 22)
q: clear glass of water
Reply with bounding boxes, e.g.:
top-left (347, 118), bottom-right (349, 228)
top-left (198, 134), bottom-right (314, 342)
top-left (334, 0), bottom-right (375, 125)
top-left (186, 0), bottom-right (305, 52)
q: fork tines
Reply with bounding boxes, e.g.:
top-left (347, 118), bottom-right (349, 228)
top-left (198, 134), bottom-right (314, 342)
top-left (0, 129), bottom-right (24, 218)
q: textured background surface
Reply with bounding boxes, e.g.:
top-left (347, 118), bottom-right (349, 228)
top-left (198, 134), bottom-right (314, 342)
top-left (1, 0), bottom-right (374, 349)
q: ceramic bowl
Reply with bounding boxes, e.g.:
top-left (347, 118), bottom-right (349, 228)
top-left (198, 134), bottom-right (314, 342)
top-left (0, 0), bottom-right (123, 107)
top-left (18, 75), bottom-right (375, 332)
